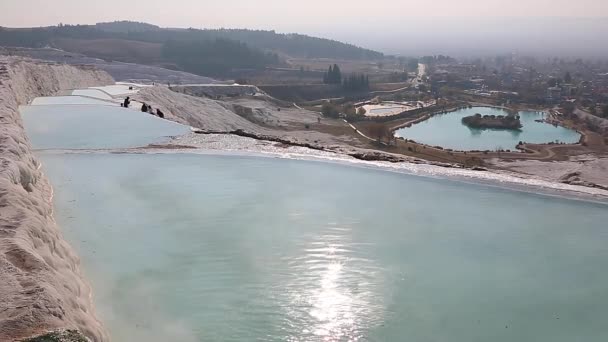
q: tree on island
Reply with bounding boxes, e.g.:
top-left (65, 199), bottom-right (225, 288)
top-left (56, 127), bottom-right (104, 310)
top-left (323, 64), bottom-right (342, 84)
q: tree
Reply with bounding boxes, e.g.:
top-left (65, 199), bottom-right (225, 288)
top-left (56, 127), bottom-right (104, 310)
top-left (323, 64), bottom-right (342, 84)
top-left (343, 73), bottom-right (370, 91)
top-left (602, 105), bottom-right (608, 118)
top-left (407, 58), bottom-right (419, 72)
top-left (333, 64), bottom-right (341, 79)
top-left (357, 107), bottom-right (367, 116)
top-left (367, 123), bottom-right (391, 144)
top-left (321, 102), bottom-right (340, 118)
top-left (561, 101), bottom-right (575, 115)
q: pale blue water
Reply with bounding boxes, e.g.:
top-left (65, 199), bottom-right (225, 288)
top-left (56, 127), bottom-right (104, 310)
top-left (72, 89), bottom-right (114, 100)
top-left (40, 152), bottom-right (608, 342)
top-left (92, 84), bottom-right (139, 96)
top-left (31, 96), bottom-right (114, 106)
top-left (395, 107), bottom-right (581, 151)
top-left (25, 96), bottom-right (608, 342)
top-left (21, 104), bottom-right (190, 149)
top-left (369, 107), bottom-right (402, 114)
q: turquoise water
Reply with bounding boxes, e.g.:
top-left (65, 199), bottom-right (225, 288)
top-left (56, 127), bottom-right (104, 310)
top-left (40, 152), bottom-right (608, 342)
top-left (22, 104), bottom-right (190, 149)
top-left (72, 89), bottom-right (114, 100)
top-left (92, 84), bottom-right (139, 96)
top-left (25, 94), bottom-right (608, 341)
top-left (369, 107), bottom-right (402, 114)
top-left (31, 96), bottom-right (114, 106)
top-left (395, 107), bottom-right (581, 151)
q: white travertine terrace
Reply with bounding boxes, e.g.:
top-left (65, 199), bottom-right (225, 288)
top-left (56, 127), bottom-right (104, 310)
top-left (0, 57), bottom-right (113, 341)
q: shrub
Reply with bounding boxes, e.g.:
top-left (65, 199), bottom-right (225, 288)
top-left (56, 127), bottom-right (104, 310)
top-left (321, 102), bottom-right (341, 118)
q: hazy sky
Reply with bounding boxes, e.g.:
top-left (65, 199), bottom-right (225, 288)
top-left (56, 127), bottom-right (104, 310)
top-left (1, 0), bottom-right (607, 30)
top-left (1, 0), bottom-right (607, 56)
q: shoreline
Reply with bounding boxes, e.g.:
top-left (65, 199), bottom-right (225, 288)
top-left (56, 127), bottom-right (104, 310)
top-left (167, 132), bottom-right (608, 201)
top-left (34, 133), bottom-right (608, 203)
top-left (150, 148), bottom-right (608, 203)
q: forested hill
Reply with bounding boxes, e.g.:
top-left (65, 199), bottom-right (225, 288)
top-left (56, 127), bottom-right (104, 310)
top-left (0, 21), bottom-right (382, 61)
top-left (94, 21), bottom-right (161, 33)
top-left (0, 22), bottom-right (382, 77)
top-left (174, 29), bottom-right (383, 60)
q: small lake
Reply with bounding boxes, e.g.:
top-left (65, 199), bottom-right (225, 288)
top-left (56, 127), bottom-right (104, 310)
top-left (395, 107), bottom-right (581, 151)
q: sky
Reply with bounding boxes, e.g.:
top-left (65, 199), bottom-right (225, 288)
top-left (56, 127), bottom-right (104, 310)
top-left (1, 0), bottom-right (607, 56)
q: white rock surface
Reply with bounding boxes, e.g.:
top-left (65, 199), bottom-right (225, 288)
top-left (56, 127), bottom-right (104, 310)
top-left (0, 57), bottom-right (113, 341)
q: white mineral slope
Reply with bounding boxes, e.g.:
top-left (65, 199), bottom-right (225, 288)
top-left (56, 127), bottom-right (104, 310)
top-left (134, 86), bottom-right (265, 132)
top-left (134, 86), bottom-right (363, 148)
top-left (0, 57), bottom-right (113, 341)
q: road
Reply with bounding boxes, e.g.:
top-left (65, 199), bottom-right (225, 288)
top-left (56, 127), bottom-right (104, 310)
top-left (411, 63), bottom-right (426, 89)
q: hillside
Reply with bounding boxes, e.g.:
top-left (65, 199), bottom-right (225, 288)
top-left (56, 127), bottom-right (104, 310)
top-left (88, 21), bottom-right (383, 60)
top-left (0, 22), bottom-right (384, 78)
top-left (95, 20), bottom-right (160, 32)
top-left (53, 37), bottom-right (163, 63)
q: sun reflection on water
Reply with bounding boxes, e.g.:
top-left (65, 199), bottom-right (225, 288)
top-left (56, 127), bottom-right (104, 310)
top-left (285, 223), bottom-right (382, 341)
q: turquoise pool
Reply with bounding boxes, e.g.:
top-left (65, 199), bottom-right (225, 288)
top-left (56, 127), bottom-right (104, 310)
top-left (395, 107), bottom-right (581, 151)
top-left (40, 152), bottom-right (608, 342)
top-left (24, 93), bottom-right (608, 341)
top-left (22, 104), bottom-right (190, 150)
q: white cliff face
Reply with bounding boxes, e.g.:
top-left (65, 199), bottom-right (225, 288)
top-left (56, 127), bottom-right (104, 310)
top-left (0, 57), bottom-right (113, 342)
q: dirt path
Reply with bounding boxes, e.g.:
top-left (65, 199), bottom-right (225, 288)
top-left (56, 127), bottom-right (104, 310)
top-left (343, 119), bottom-right (377, 142)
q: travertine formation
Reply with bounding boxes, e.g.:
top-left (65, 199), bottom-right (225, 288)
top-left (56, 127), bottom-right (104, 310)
top-left (0, 57), bottom-right (113, 342)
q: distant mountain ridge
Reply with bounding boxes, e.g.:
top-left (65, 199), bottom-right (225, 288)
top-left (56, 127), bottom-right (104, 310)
top-left (92, 21), bottom-right (383, 60)
top-left (0, 21), bottom-right (383, 60)
top-left (95, 21), bottom-right (161, 33)
top-left (0, 21), bottom-right (383, 77)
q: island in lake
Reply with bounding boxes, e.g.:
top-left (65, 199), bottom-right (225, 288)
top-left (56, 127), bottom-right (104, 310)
top-left (462, 113), bottom-right (522, 130)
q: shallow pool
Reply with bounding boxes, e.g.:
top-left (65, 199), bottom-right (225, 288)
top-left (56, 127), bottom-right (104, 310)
top-left (72, 89), bottom-right (114, 100)
top-left (41, 152), bottom-right (608, 342)
top-left (22, 104), bottom-right (190, 149)
top-left (24, 93), bottom-right (608, 342)
top-left (31, 96), bottom-right (114, 106)
top-left (92, 84), bottom-right (139, 96)
top-left (395, 107), bottom-right (581, 151)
